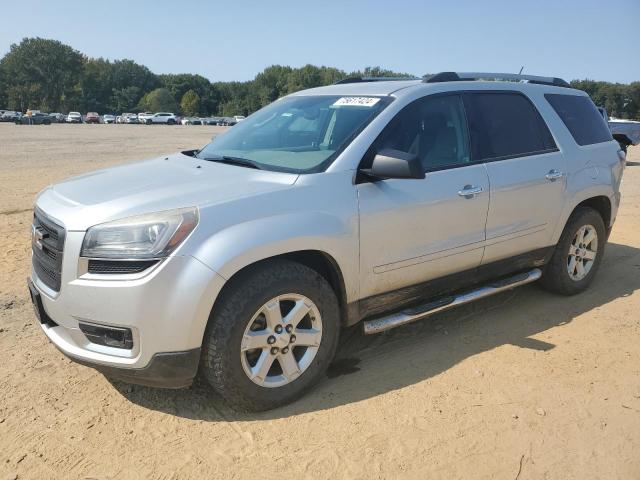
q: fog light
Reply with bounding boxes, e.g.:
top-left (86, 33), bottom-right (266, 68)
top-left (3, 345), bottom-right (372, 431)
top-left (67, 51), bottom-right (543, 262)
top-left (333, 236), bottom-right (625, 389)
top-left (79, 322), bottom-right (133, 349)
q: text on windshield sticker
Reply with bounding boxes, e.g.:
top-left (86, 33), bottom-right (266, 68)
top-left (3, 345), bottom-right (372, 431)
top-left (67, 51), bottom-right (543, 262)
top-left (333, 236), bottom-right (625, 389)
top-left (332, 97), bottom-right (381, 107)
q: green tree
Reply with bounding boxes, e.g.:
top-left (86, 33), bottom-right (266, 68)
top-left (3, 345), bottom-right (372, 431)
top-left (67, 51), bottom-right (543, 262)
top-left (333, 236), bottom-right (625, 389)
top-left (160, 73), bottom-right (218, 114)
top-left (78, 58), bottom-right (114, 112)
top-left (0, 63), bottom-right (7, 107)
top-left (253, 65), bottom-right (293, 106)
top-left (180, 89), bottom-right (200, 116)
top-left (109, 86), bottom-right (142, 113)
top-left (0, 37), bottom-right (83, 111)
top-left (350, 66), bottom-right (414, 79)
top-left (137, 87), bottom-right (178, 112)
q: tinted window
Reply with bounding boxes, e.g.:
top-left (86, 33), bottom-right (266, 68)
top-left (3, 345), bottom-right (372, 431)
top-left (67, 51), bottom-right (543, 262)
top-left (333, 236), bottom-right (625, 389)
top-left (545, 94), bottom-right (613, 146)
top-left (368, 94), bottom-right (470, 171)
top-left (464, 92), bottom-right (556, 161)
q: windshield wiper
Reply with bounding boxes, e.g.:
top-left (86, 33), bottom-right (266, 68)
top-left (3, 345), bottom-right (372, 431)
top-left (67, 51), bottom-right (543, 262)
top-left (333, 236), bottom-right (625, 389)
top-left (201, 155), bottom-right (263, 170)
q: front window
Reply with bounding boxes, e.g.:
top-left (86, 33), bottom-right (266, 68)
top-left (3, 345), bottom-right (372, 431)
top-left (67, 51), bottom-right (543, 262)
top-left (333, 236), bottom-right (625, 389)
top-left (196, 95), bottom-right (391, 173)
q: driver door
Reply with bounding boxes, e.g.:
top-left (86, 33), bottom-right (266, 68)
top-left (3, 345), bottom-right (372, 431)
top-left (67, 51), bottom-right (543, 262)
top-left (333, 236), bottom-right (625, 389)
top-left (357, 94), bottom-right (490, 300)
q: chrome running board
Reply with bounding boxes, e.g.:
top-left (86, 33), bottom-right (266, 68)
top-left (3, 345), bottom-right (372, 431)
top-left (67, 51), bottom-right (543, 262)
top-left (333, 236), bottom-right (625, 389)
top-left (363, 268), bottom-right (542, 335)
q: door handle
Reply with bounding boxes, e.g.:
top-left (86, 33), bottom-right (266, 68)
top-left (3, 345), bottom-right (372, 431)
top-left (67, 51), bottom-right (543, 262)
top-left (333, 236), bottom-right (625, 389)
top-left (545, 169), bottom-right (564, 181)
top-left (457, 185), bottom-right (484, 198)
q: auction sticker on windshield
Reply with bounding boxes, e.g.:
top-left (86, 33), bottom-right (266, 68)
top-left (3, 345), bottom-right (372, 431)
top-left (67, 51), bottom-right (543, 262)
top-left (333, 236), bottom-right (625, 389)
top-left (332, 97), bottom-right (381, 107)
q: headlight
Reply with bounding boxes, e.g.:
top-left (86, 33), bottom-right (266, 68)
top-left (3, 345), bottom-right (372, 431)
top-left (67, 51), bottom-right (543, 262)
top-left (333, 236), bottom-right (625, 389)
top-left (81, 207), bottom-right (199, 259)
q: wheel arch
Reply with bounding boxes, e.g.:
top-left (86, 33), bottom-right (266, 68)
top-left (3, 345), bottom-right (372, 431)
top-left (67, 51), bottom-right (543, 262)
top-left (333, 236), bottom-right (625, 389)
top-left (207, 250), bottom-right (355, 330)
top-left (553, 192), bottom-right (613, 245)
top-left (576, 196), bottom-right (611, 231)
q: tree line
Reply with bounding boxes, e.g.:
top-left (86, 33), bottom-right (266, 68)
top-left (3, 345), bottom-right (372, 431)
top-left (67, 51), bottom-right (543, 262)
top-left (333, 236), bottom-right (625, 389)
top-left (1, 37), bottom-right (639, 119)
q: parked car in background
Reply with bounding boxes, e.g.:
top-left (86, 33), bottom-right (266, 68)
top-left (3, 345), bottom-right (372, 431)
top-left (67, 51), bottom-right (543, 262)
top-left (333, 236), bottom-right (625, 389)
top-left (233, 115), bottom-right (246, 123)
top-left (200, 117), bottom-right (216, 125)
top-left (181, 117), bottom-right (202, 125)
top-left (85, 112), bottom-right (100, 124)
top-left (49, 113), bottom-right (66, 123)
top-left (597, 107), bottom-right (640, 153)
top-left (146, 112), bottom-right (177, 125)
top-left (120, 113), bottom-right (138, 124)
top-left (0, 111), bottom-right (22, 122)
top-left (66, 112), bottom-right (82, 123)
top-left (138, 112), bottom-right (154, 124)
top-left (219, 117), bottom-right (236, 126)
top-left (102, 114), bottom-right (116, 124)
top-left (16, 112), bottom-right (51, 125)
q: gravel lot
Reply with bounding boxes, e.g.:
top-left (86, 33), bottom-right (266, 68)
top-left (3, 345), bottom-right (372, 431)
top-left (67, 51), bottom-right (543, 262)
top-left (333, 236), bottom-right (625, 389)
top-left (1, 124), bottom-right (639, 479)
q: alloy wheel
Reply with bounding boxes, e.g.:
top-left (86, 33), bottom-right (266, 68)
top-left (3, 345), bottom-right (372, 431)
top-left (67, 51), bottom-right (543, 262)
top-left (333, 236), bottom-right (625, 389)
top-left (567, 224), bottom-right (598, 281)
top-left (240, 294), bottom-right (322, 388)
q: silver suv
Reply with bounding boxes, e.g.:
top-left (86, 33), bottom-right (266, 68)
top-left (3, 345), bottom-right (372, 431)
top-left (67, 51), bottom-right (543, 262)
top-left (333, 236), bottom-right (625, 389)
top-left (28, 72), bottom-right (626, 411)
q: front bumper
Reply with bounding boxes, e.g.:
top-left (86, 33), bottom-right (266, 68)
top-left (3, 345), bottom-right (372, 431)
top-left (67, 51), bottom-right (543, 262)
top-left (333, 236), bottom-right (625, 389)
top-left (28, 278), bottom-right (200, 388)
top-left (28, 228), bottom-right (226, 387)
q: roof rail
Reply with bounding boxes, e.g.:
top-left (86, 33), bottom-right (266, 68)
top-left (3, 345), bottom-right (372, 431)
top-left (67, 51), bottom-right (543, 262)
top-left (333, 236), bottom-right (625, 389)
top-left (423, 72), bottom-right (571, 88)
top-left (334, 76), bottom-right (419, 85)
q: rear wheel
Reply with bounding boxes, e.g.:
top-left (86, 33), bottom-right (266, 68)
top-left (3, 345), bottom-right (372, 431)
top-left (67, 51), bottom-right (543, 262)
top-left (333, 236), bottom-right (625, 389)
top-left (201, 259), bottom-right (340, 411)
top-left (540, 207), bottom-right (606, 295)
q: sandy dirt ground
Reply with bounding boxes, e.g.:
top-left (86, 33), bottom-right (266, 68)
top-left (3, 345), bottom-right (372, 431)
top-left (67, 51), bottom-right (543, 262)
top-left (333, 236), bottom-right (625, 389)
top-left (0, 123), bottom-right (639, 480)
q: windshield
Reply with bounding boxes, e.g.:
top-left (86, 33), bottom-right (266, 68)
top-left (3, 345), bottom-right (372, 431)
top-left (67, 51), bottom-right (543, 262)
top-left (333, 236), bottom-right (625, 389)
top-left (196, 95), bottom-right (391, 173)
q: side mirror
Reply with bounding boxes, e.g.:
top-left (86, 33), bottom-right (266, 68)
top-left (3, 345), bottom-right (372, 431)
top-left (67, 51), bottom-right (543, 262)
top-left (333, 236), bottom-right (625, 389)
top-left (363, 149), bottom-right (424, 180)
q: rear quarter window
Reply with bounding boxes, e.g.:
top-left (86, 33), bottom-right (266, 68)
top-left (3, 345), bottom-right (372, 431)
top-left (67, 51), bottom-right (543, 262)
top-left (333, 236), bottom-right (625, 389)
top-left (545, 94), bottom-right (613, 146)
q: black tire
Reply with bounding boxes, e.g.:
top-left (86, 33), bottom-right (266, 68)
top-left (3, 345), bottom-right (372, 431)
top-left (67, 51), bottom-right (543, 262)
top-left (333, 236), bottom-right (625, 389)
top-left (201, 259), bottom-right (340, 411)
top-left (539, 206), bottom-right (606, 295)
top-left (167, 119), bottom-right (175, 125)
top-left (619, 142), bottom-right (628, 155)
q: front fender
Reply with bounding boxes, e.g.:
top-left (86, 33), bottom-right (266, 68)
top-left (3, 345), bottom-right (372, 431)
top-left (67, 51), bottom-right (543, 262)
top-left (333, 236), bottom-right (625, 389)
top-left (190, 212), bottom-right (359, 303)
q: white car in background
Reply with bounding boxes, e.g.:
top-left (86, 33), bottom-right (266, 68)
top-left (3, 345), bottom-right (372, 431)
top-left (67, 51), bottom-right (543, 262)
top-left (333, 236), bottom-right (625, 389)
top-left (597, 107), bottom-right (640, 153)
top-left (124, 113), bottom-right (139, 124)
top-left (145, 112), bottom-right (177, 125)
top-left (66, 112), bottom-right (82, 123)
top-left (234, 115), bottom-right (246, 123)
top-left (181, 117), bottom-right (202, 125)
top-left (138, 112), bottom-right (154, 124)
top-left (102, 114), bottom-right (116, 124)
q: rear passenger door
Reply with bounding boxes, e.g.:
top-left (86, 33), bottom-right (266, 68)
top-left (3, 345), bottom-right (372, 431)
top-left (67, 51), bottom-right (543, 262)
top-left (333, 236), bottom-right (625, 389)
top-left (463, 92), bottom-right (567, 264)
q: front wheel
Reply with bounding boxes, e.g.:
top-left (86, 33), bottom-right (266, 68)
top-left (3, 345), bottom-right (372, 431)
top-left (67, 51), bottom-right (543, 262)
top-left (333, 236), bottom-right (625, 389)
top-left (539, 207), bottom-right (606, 295)
top-left (201, 259), bottom-right (340, 411)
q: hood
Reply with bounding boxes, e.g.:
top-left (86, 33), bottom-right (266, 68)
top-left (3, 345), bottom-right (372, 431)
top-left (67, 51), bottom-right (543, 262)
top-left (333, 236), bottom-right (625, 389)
top-left (36, 152), bottom-right (299, 231)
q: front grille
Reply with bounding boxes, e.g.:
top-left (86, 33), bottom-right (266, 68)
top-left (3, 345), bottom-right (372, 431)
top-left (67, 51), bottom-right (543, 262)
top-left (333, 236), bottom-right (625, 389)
top-left (32, 209), bottom-right (66, 291)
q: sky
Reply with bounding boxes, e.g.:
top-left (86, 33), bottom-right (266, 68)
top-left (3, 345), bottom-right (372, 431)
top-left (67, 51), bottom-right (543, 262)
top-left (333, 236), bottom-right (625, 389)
top-left (1, 0), bottom-right (638, 84)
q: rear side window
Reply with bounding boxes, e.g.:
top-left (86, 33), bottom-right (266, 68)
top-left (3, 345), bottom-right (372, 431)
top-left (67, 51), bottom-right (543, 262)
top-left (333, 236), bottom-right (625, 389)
top-left (463, 92), bottom-right (556, 161)
top-left (545, 94), bottom-right (613, 146)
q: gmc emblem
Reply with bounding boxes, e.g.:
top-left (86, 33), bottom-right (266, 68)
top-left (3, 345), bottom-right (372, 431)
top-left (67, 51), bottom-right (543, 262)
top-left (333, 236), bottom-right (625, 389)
top-left (32, 225), bottom-right (48, 250)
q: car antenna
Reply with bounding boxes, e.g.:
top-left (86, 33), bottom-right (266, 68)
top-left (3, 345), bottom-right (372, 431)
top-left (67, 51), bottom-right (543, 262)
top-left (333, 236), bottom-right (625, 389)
top-left (518, 66), bottom-right (524, 74)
